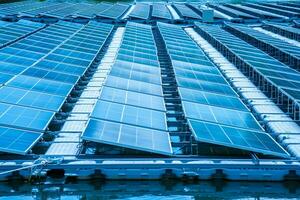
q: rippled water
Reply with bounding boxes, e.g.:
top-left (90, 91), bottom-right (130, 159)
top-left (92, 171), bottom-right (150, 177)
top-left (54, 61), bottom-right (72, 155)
top-left (0, 180), bottom-right (299, 199)
top-left (0, 0), bottom-right (281, 3)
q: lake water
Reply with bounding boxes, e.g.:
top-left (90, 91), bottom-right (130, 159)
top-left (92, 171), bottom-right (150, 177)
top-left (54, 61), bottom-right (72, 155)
top-left (0, 180), bottom-right (300, 199)
top-left (0, 0), bottom-right (280, 4)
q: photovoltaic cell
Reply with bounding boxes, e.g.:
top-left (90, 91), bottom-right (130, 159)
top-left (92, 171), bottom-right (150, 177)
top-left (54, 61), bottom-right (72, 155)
top-left (188, 119), bottom-right (289, 158)
top-left (91, 100), bottom-right (167, 131)
top-left (0, 126), bottom-right (42, 155)
top-left (100, 86), bottom-right (166, 111)
top-left (82, 119), bottom-right (172, 155)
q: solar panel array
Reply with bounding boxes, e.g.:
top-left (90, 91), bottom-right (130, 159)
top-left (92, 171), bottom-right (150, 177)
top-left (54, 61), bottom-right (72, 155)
top-left (129, 3), bottom-right (150, 20)
top-left (263, 23), bottom-right (300, 41)
top-left (195, 23), bottom-right (300, 121)
top-left (152, 3), bottom-right (172, 20)
top-left (82, 22), bottom-right (172, 156)
top-left (225, 23), bottom-right (300, 68)
top-left (244, 3), bottom-right (300, 17)
top-left (157, 22), bottom-right (288, 158)
top-left (225, 4), bottom-right (284, 19)
top-left (0, 21), bottom-right (113, 155)
top-left (173, 3), bottom-right (201, 19)
top-left (209, 4), bottom-right (257, 19)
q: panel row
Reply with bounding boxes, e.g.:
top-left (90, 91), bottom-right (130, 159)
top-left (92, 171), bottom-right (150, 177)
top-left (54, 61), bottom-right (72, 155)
top-left (82, 22), bottom-right (173, 156)
top-left (157, 22), bottom-right (288, 158)
top-left (0, 21), bottom-right (113, 155)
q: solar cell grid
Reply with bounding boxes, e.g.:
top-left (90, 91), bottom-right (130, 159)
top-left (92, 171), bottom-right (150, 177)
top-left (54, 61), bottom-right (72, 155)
top-left (100, 86), bottom-right (166, 112)
top-left (129, 3), bottom-right (150, 20)
top-left (82, 119), bottom-right (172, 155)
top-left (0, 126), bottom-right (42, 155)
top-left (98, 3), bottom-right (129, 19)
top-left (188, 119), bottom-right (289, 158)
top-left (0, 103), bottom-right (54, 132)
top-left (152, 3), bottom-right (172, 20)
top-left (182, 101), bottom-right (262, 130)
top-left (173, 3), bottom-right (201, 19)
top-left (91, 100), bottom-right (167, 131)
top-left (0, 86), bottom-right (65, 112)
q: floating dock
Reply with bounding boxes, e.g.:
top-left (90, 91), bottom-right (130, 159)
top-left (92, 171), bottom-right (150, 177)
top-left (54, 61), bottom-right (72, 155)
top-left (0, 1), bottom-right (300, 182)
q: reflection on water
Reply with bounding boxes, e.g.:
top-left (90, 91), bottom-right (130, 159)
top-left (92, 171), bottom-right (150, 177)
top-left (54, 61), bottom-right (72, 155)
top-left (0, 0), bottom-right (279, 4)
top-left (0, 180), bottom-right (300, 199)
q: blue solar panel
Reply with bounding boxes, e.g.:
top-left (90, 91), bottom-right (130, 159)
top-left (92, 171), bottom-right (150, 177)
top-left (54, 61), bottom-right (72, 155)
top-left (104, 75), bottom-right (163, 97)
top-left (173, 3), bottom-right (201, 19)
top-left (7, 75), bottom-right (74, 96)
top-left (109, 67), bottom-right (162, 85)
top-left (182, 101), bottom-right (262, 131)
top-left (179, 88), bottom-right (249, 112)
top-left (0, 103), bottom-right (54, 131)
top-left (82, 119), bottom-right (172, 155)
top-left (129, 3), bottom-right (150, 20)
top-left (113, 60), bottom-right (160, 75)
top-left (22, 67), bottom-right (79, 84)
top-left (91, 100), bottom-right (167, 131)
top-left (188, 119), bottom-right (289, 158)
top-left (98, 3), bottom-right (129, 19)
top-left (152, 3), bottom-right (172, 20)
top-left (100, 86), bottom-right (166, 112)
top-left (0, 126), bottom-right (42, 155)
top-left (0, 86), bottom-right (65, 112)
top-left (177, 76), bottom-right (237, 97)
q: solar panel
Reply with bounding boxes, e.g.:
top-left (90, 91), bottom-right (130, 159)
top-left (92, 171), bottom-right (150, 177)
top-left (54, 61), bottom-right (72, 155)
top-left (188, 119), bottom-right (289, 158)
top-left (152, 3), bottom-right (172, 20)
top-left (0, 103), bottom-right (54, 131)
top-left (129, 3), bottom-right (150, 20)
top-left (173, 3), bottom-right (201, 19)
top-left (100, 86), bottom-right (166, 112)
top-left (0, 86), bottom-right (65, 112)
top-left (109, 67), bottom-right (162, 85)
top-left (182, 101), bottom-right (262, 130)
top-left (0, 126), bottom-right (42, 155)
top-left (98, 3), bottom-right (129, 19)
top-left (75, 3), bottom-right (112, 18)
top-left (113, 60), bottom-right (160, 75)
top-left (82, 119), bottom-right (172, 156)
top-left (0, 20), bottom-right (45, 48)
top-left (91, 100), bottom-right (167, 131)
top-left (7, 75), bottom-right (74, 96)
top-left (177, 76), bottom-right (237, 97)
top-left (104, 75), bottom-right (163, 97)
top-left (178, 87), bottom-right (248, 112)
top-left (22, 67), bottom-right (79, 84)
top-left (174, 67), bottom-right (228, 84)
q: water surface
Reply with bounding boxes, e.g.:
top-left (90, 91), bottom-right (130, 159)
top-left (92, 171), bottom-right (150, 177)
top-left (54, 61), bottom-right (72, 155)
top-left (0, 180), bottom-right (300, 199)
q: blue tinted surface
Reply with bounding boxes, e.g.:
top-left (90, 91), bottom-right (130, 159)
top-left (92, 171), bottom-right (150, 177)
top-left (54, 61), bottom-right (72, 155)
top-left (0, 103), bottom-right (54, 131)
top-left (91, 100), bottom-right (167, 131)
top-left (0, 126), bottom-right (42, 154)
top-left (8, 75), bottom-right (73, 96)
top-left (182, 101), bottom-right (262, 130)
top-left (82, 119), bottom-right (172, 155)
top-left (100, 86), bottom-right (166, 111)
top-left (0, 86), bottom-right (65, 112)
top-left (188, 119), bottom-right (289, 158)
